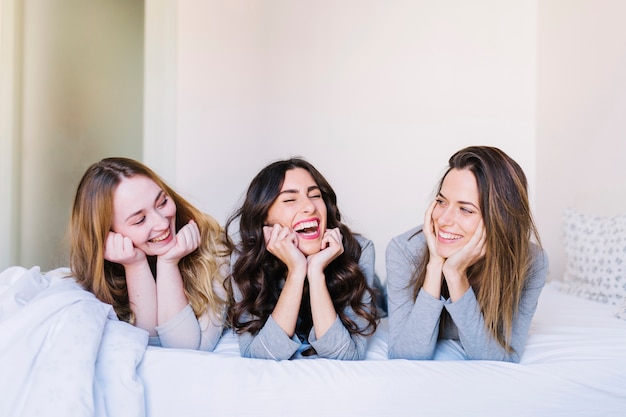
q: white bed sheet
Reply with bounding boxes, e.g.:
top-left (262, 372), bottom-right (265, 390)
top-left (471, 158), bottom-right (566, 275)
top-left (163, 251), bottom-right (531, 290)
top-left (139, 283), bottom-right (626, 417)
top-left (2, 265), bottom-right (624, 417)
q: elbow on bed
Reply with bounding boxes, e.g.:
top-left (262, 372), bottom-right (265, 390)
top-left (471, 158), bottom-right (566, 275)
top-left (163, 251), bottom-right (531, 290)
top-left (160, 338), bottom-right (201, 351)
top-left (157, 329), bottom-right (202, 350)
top-left (333, 347), bottom-right (367, 361)
top-left (466, 349), bottom-right (521, 363)
top-left (387, 345), bottom-right (434, 360)
top-left (239, 343), bottom-right (291, 361)
top-left (505, 350), bottom-right (522, 363)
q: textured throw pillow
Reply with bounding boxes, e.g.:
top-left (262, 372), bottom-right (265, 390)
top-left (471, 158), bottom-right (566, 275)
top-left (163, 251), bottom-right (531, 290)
top-left (560, 208), bottom-right (626, 306)
top-left (616, 298), bottom-right (626, 321)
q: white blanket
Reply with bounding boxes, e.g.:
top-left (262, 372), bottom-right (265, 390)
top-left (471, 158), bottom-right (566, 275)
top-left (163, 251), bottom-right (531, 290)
top-left (0, 266), bottom-right (148, 417)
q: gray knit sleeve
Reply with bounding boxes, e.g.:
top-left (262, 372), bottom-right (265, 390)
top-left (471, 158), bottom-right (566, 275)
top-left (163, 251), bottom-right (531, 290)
top-left (387, 227), bottom-right (549, 362)
top-left (231, 236), bottom-right (378, 360)
top-left (445, 244), bottom-right (548, 362)
top-left (230, 278), bottom-right (301, 360)
top-left (386, 226), bottom-right (444, 359)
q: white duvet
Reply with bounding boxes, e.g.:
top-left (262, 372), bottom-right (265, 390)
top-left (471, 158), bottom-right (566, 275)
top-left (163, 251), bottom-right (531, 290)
top-left (0, 266), bottom-right (148, 417)
top-left (2, 266), bottom-right (626, 417)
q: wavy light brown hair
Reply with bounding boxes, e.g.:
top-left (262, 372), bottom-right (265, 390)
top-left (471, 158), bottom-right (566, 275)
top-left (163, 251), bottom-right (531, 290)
top-left (69, 157), bottom-right (231, 324)
top-left (226, 157), bottom-right (378, 338)
top-left (411, 146), bottom-right (542, 353)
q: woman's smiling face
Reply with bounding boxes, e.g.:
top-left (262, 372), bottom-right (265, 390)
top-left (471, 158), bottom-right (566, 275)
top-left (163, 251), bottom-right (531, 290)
top-left (431, 168), bottom-right (482, 259)
top-left (266, 168), bottom-right (328, 256)
top-left (111, 175), bottom-right (177, 256)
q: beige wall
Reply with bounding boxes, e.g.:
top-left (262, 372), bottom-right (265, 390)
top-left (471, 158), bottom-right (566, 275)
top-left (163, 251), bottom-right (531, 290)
top-left (156, 0), bottom-right (625, 281)
top-left (0, 0), bottom-right (21, 270)
top-left (5, 1), bottom-right (625, 278)
top-left (159, 0), bottom-right (537, 279)
top-left (536, 0), bottom-right (626, 281)
top-left (1, 0), bottom-right (144, 271)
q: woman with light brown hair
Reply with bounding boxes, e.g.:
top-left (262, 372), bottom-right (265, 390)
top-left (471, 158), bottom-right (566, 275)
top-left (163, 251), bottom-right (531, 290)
top-left (69, 157), bottom-right (231, 350)
top-left (386, 146), bottom-right (548, 362)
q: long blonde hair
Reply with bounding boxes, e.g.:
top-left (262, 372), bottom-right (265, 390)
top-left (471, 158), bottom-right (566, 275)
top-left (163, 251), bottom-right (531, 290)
top-left (412, 146), bottom-right (541, 353)
top-left (69, 157), bottom-right (231, 324)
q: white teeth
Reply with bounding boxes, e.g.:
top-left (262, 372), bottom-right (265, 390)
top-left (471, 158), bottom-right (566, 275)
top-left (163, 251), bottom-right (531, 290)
top-left (150, 229), bottom-right (170, 243)
top-left (294, 220), bottom-right (318, 232)
top-left (439, 231), bottom-right (461, 240)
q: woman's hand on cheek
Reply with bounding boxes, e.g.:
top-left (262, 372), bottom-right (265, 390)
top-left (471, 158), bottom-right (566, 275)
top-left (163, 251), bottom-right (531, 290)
top-left (263, 224), bottom-right (307, 272)
top-left (104, 231), bottom-right (146, 267)
top-left (307, 227), bottom-right (344, 273)
top-left (423, 200), bottom-right (444, 263)
top-left (160, 220), bottom-right (200, 264)
top-left (444, 219), bottom-right (486, 276)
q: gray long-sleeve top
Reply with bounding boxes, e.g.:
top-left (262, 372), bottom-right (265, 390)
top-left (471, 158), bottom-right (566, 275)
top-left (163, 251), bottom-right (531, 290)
top-left (386, 226), bottom-right (548, 362)
top-left (148, 258), bottom-right (230, 351)
top-left (231, 235), bottom-right (376, 361)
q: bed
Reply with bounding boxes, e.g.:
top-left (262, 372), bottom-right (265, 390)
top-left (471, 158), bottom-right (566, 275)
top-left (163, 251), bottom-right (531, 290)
top-left (1, 209), bottom-right (625, 417)
top-left (140, 283), bottom-right (626, 417)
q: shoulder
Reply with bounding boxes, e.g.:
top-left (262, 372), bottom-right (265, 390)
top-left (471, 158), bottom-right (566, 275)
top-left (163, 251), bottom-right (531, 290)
top-left (385, 225), bottom-right (427, 265)
top-left (387, 225), bottom-right (426, 251)
top-left (521, 242), bottom-right (549, 290)
top-left (353, 234), bottom-right (375, 267)
top-left (529, 242), bottom-right (549, 267)
top-left (354, 234), bottom-right (374, 251)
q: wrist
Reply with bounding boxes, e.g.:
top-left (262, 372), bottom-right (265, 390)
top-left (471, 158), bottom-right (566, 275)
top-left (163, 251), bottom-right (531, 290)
top-left (305, 267), bottom-right (325, 284)
top-left (123, 258), bottom-right (148, 273)
top-left (441, 266), bottom-right (467, 285)
top-left (426, 258), bottom-right (444, 274)
top-left (156, 256), bottom-right (181, 268)
top-left (286, 265), bottom-right (307, 283)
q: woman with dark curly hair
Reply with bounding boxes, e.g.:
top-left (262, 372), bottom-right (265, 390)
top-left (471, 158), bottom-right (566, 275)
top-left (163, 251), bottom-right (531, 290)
top-left (386, 146), bottom-right (548, 362)
top-left (226, 157), bottom-right (379, 360)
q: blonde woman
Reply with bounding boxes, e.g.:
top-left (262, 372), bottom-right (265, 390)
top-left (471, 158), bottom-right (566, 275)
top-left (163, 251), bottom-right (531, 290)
top-left (70, 157), bottom-right (231, 350)
top-left (386, 146), bottom-right (548, 362)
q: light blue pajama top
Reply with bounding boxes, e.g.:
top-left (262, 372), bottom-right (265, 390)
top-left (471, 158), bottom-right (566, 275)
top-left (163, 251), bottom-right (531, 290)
top-left (386, 226), bottom-right (548, 362)
top-left (231, 235), bottom-right (379, 361)
top-left (147, 258), bottom-right (230, 351)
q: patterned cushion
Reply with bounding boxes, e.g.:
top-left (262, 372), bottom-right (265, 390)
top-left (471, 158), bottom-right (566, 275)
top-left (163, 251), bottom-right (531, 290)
top-left (559, 208), bottom-right (626, 307)
top-left (616, 298), bottom-right (626, 321)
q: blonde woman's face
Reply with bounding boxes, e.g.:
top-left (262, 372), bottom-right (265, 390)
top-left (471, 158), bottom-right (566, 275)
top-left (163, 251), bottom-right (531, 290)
top-left (265, 168), bottom-right (328, 256)
top-left (111, 175), bottom-right (178, 256)
top-left (431, 168), bottom-right (482, 259)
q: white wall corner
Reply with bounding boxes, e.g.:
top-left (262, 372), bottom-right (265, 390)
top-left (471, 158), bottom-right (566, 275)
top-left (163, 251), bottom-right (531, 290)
top-left (0, 0), bottom-right (21, 270)
top-left (143, 0), bottom-right (177, 183)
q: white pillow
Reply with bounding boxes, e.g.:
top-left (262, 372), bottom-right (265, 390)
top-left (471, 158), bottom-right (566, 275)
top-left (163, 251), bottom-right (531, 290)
top-left (559, 208), bottom-right (626, 306)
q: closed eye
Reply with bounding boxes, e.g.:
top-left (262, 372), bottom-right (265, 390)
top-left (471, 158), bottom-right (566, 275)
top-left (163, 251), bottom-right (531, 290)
top-left (157, 196), bottom-right (169, 208)
top-left (133, 216), bottom-right (146, 225)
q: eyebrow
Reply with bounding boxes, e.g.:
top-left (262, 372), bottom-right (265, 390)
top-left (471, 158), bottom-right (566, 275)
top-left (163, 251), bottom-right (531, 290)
top-left (124, 190), bottom-right (165, 222)
top-left (438, 192), bottom-right (480, 211)
top-left (278, 185), bottom-right (320, 196)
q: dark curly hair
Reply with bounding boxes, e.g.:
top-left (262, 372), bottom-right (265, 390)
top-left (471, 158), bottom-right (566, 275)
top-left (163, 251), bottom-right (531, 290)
top-left (226, 157), bottom-right (378, 338)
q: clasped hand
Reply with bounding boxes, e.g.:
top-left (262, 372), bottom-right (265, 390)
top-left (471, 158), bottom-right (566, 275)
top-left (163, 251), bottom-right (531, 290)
top-left (422, 200), bottom-right (486, 279)
top-left (104, 220), bottom-right (200, 267)
top-left (263, 224), bottom-right (344, 279)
